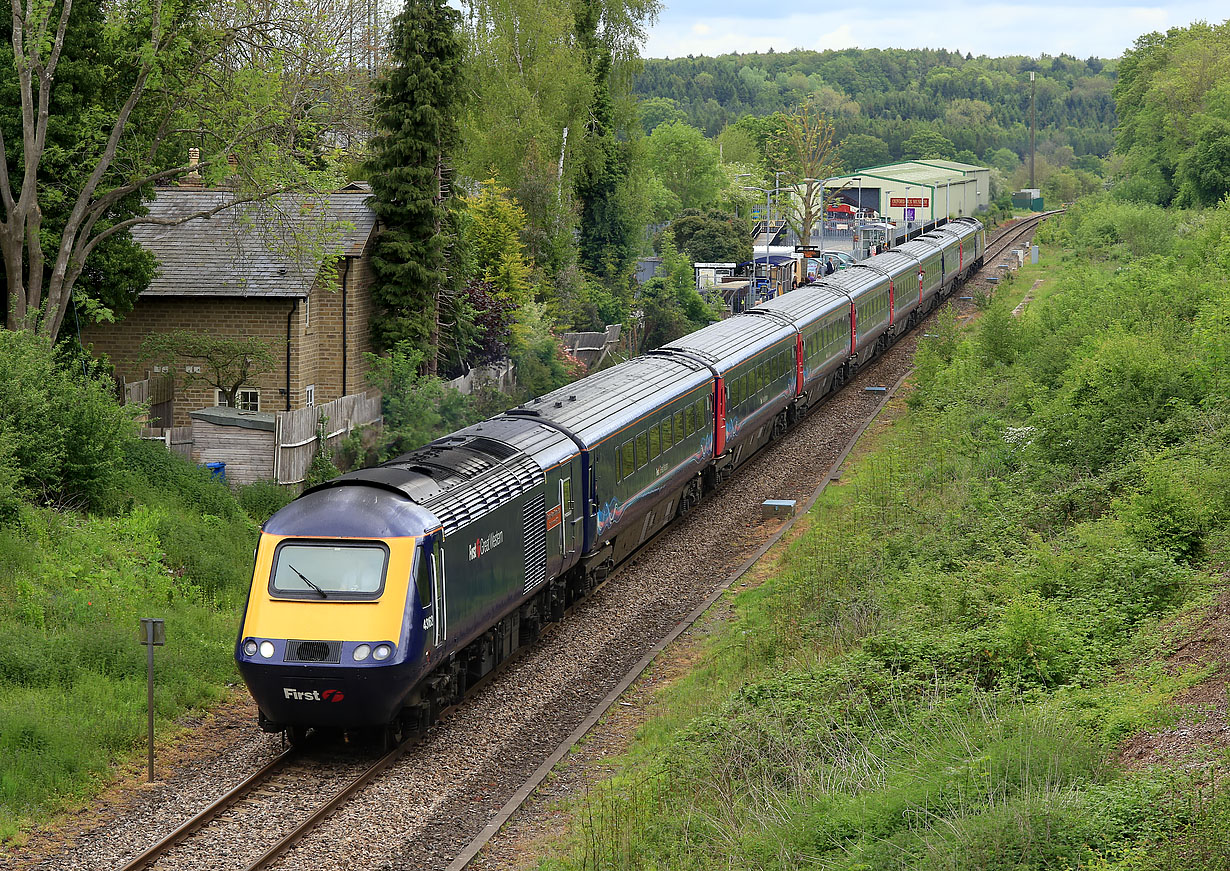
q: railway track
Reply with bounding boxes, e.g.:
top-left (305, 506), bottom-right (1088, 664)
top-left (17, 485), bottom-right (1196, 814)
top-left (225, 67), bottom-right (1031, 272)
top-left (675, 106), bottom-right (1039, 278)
top-left (452, 211), bottom-right (1059, 870)
top-left (984, 209), bottom-right (1061, 265)
top-left (8, 214), bottom-right (1055, 871)
top-left (133, 213), bottom-right (1053, 871)
top-left (115, 738), bottom-right (417, 871)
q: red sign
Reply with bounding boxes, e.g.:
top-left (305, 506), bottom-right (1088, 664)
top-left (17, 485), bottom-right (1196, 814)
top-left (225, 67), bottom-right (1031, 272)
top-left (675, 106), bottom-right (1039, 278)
top-left (889, 197), bottom-right (906, 208)
top-left (546, 504), bottom-right (562, 530)
top-left (889, 197), bottom-right (930, 208)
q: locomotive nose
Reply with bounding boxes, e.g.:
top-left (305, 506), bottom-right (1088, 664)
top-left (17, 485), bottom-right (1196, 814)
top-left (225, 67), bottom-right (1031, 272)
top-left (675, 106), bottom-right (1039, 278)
top-left (241, 663), bottom-right (413, 729)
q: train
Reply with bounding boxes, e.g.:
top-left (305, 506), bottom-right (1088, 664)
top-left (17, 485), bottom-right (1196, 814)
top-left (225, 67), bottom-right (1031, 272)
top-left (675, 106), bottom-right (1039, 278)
top-left (235, 217), bottom-right (986, 744)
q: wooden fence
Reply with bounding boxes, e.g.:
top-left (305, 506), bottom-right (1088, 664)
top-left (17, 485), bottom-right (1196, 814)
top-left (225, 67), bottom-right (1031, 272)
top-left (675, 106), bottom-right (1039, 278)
top-left (139, 425), bottom-right (194, 460)
top-left (122, 374), bottom-right (174, 429)
top-left (443, 359), bottom-right (515, 395)
top-left (273, 392), bottom-right (383, 486)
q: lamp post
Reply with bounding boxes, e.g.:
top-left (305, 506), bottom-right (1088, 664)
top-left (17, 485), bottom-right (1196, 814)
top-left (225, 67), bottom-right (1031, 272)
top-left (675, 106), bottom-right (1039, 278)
top-left (884, 189), bottom-right (894, 249)
top-left (816, 174), bottom-right (843, 258)
top-left (851, 176), bottom-right (862, 257)
top-left (742, 181), bottom-right (783, 305)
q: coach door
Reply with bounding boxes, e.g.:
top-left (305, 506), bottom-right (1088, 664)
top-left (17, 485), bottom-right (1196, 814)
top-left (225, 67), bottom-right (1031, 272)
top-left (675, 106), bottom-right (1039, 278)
top-left (416, 536), bottom-right (446, 648)
top-left (431, 536), bottom-right (447, 646)
top-left (559, 476), bottom-right (575, 557)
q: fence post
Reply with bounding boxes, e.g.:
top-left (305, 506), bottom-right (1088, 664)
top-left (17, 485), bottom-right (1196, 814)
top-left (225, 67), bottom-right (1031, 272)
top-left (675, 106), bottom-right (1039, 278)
top-left (273, 413), bottom-right (283, 483)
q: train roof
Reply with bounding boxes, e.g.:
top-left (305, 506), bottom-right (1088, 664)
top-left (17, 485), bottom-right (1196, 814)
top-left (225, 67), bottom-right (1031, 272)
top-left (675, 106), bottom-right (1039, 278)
top-left (509, 355), bottom-right (711, 448)
top-left (824, 263), bottom-right (894, 296)
top-left (857, 250), bottom-right (923, 279)
top-left (448, 415), bottom-right (578, 472)
top-left (752, 285), bottom-right (848, 326)
top-left (264, 483), bottom-right (439, 539)
top-left (947, 216), bottom-right (983, 235)
top-left (297, 430), bottom-right (546, 537)
top-left (658, 311), bottom-right (796, 373)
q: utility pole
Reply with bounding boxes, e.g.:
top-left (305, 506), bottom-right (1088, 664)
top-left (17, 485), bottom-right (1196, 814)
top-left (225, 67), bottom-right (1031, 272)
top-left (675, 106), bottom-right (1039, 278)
top-left (1030, 71), bottom-right (1036, 189)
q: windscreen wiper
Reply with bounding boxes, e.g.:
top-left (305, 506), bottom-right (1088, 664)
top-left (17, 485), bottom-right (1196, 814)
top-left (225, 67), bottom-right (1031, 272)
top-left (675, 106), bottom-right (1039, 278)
top-left (288, 564), bottom-right (327, 598)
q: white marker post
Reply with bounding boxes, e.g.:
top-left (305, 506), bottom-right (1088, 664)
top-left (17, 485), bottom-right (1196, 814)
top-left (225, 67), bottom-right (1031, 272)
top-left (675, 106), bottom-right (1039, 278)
top-left (139, 618), bottom-right (165, 782)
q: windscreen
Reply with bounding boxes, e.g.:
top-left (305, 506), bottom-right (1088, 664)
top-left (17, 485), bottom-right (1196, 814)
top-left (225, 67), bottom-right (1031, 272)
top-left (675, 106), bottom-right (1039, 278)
top-left (269, 540), bottom-right (390, 600)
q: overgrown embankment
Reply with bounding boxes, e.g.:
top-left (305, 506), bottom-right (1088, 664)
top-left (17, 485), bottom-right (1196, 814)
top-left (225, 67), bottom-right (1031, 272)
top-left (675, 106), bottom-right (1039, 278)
top-left (0, 333), bottom-right (292, 843)
top-left (540, 197), bottom-right (1230, 870)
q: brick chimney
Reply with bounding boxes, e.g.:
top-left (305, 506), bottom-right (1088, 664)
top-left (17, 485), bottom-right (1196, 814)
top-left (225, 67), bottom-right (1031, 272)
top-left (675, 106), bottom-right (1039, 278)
top-left (182, 148), bottom-right (202, 186)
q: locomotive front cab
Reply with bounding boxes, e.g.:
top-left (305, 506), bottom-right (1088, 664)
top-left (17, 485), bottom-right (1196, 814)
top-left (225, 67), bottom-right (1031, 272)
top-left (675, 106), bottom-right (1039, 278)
top-left (236, 531), bottom-right (430, 733)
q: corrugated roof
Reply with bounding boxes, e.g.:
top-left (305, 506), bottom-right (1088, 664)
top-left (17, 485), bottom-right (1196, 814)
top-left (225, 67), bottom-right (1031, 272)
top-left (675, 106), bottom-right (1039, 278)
top-left (132, 186), bottom-right (377, 298)
top-left (831, 160), bottom-right (987, 189)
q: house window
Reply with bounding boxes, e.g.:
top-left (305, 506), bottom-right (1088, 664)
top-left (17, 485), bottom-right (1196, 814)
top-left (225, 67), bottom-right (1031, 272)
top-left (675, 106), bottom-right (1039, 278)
top-left (305, 385), bottom-right (315, 408)
top-left (217, 388), bottom-right (260, 411)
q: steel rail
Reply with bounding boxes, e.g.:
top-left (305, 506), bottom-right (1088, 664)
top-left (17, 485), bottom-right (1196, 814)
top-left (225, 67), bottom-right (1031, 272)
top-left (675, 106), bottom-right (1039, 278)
top-left (242, 738), bottom-right (416, 871)
top-left (116, 747), bottom-right (298, 871)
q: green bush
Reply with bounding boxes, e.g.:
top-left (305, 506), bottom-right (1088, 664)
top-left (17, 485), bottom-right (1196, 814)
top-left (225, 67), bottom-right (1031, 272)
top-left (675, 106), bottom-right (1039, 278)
top-left (1033, 327), bottom-right (1203, 473)
top-left (0, 330), bottom-right (136, 512)
top-left (236, 480), bottom-right (295, 523)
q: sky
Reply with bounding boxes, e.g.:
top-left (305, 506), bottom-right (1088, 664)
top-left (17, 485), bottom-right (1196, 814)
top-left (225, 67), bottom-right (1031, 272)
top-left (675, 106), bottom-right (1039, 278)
top-left (642, 0), bottom-right (1228, 61)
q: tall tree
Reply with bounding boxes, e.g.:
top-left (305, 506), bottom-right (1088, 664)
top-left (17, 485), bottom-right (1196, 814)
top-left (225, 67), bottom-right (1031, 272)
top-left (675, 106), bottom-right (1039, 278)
top-left (647, 120), bottom-right (723, 210)
top-left (367, 0), bottom-right (465, 372)
top-left (575, 52), bottom-right (639, 281)
top-left (770, 100), bottom-right (843, 246)
top-left (1115, 21), bottom-right (1230, 207)
top-left (0, 0), bottom-right (356, 341)
top-left (665, 208), bottom-right (751, 263)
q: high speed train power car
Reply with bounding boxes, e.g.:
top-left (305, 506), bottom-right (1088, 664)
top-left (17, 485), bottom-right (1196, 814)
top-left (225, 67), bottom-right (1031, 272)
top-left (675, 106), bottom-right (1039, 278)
top-left (235, 218), bottom-right (985, 743)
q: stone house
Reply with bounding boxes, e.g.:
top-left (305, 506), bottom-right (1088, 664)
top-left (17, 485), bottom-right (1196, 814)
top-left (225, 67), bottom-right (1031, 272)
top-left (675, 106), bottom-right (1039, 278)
top-left (81, 183), bottom-right (379, 428)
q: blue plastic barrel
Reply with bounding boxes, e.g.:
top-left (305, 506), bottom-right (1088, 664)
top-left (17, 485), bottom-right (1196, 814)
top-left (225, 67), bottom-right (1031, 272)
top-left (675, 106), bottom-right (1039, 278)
top-left (205, 461), bottom-right (226, 482)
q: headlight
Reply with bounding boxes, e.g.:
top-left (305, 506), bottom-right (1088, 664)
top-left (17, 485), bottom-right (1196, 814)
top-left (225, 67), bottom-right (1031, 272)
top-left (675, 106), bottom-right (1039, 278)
top-left (353, 643), bottom-right (371, 662)
top-left (259, 640), bottom-right (275, 659)
top-left (373, 644), bottom-right (393, 661)
top-left (243, 639), bottom-right (258, 657)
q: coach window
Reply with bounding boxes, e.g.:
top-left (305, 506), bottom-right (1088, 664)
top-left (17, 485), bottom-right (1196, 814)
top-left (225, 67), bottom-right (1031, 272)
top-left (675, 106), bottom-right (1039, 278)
top-left (635, 431), bottom-right (648, 469)
top-left (621, 440), bottom-right (634, 480)
top-left (685, 404), bottom-right (696, 435)
top-left (648, 424), bottom-right (661, 459)
top-left (661, 416), bottom-right (674, 451)
top-left (674, 410), bottom-right (685, 443)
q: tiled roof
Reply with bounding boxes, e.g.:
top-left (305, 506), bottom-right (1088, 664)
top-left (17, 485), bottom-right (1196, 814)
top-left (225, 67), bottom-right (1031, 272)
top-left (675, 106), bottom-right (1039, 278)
top-left (131, 185), bottom-right (377, 298)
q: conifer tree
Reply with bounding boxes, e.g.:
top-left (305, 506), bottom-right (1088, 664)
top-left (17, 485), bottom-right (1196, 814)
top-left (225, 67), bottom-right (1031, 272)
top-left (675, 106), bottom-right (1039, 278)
top-left (367, 0), bottom-right (465, 372)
